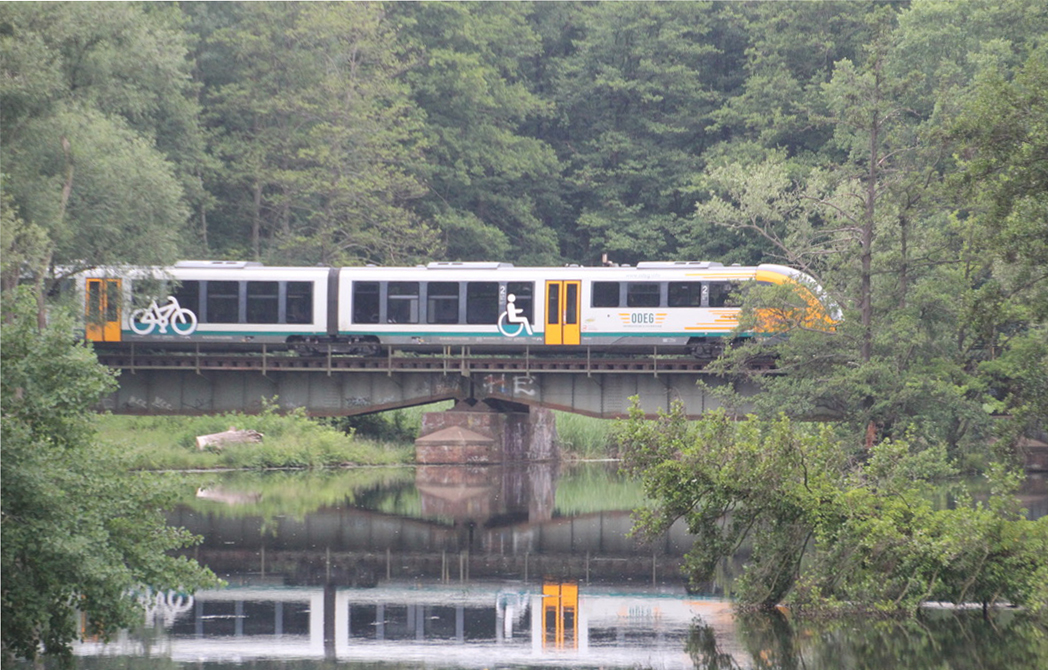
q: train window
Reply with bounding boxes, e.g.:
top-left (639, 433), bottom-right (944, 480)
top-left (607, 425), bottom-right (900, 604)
top-left (246, 281), bottom-right (279, 323)
top-left (626, 282), bottom-right (660, 307)
top-left (547, 284), bottom-right (559, 325)
top-left (104, 281), bottom-right (120, 321)
top-left (507, 282), bottom-right (533, 325)
top-left (466, 282), bottom-right (499, 324)
top-left (427, 282), bottom-right (459, 324)
top-left (286, 282), bottom-right (313, 324)
top-left (565, 283), bottom-right (579, 324)
top-left (87, 281), bottom-right (102, 320)
top-left (668, 282), bottom-right (703, 307)
top-left (592, 282), bottom-right (620, 308)
top-left (387, 282), bottom-right (418, 324)
top-left (171, 281), bottom-right (200, 315)
top-left (49, 277), bottom-right (74, 299)
top-left (353, 282), bottom-right (380, 324)
top-left (206, 281), bottom-right (240, 323)
top-left (707, 282), bottom-right (741, 308)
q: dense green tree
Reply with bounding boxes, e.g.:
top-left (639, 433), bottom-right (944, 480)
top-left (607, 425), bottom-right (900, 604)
top-left (198, 2), bottom-right (433, 265)
top-left (709, 1), bottom-right (877, 154)
top-left (690, 3), bottom-right (1048, 454)
top-left (1, 291), bottom-right (217, 666)
top-left (951, 44), bottom-right (1048, 450)
top-left (392, 1), bottom-right (561, 264)
top-left (0, 2), bottom-right (203, 273)
top-left (550, 2), bottom-right (745, 265)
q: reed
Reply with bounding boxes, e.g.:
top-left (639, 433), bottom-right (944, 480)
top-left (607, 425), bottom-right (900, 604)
top-left (555, 411), bottom-right (616, 457)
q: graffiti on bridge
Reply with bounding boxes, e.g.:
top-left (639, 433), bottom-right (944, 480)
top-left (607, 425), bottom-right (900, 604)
top-left (481, 374), bottom-right (537, 398)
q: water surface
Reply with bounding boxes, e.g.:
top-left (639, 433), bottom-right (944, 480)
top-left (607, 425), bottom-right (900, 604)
top-left (70, 464), bottom-right (1047, 669)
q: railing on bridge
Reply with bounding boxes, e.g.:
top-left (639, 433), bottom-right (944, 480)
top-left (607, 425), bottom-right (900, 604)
top-left (95, 344), bottom-right (749, 375)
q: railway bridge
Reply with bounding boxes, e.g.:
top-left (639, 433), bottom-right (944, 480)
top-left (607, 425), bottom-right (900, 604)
top-left (97, 346), bottom-right (761, 420)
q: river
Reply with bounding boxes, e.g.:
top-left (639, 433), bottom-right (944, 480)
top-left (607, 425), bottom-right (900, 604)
top-left (70, 463), bottom-right (1047, 669)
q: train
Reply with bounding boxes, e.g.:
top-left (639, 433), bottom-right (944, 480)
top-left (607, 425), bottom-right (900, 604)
top-left (77, 260), bottom-right (830, 358)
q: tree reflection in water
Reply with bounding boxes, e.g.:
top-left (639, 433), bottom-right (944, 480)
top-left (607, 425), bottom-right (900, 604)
top-left (688, 608), bottom-right (1048, 670)
top-left (64, 465), bottom-right (1047, 669)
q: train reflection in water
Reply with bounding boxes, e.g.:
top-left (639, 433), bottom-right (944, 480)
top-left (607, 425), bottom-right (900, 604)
top-left (73, 465), bottom-right (1046, 667)
top-left (76, 582), bottom-right (738, 668)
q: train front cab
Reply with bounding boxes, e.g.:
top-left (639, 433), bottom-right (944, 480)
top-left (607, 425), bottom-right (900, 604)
top-left (753, 264), bottom-right (837, 334)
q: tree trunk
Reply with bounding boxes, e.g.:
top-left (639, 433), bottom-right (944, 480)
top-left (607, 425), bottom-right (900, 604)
top-left (860, 55), bottom-right (883, 365)
top-left (252, 180), bottom-right (262, 260)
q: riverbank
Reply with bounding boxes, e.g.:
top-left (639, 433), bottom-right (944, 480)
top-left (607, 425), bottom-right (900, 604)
top-left (96, 411), bottom-right (414, 470)
top-left (95, 407), bottom-right (618, 470)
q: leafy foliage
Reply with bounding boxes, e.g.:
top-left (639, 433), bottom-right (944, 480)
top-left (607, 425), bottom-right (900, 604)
top-left (617, 401), bottom-right (1048, 614)
top-left (689, 1), bottom-right (1047, 458)
top-left (0, 2), bottom-right (200, 275)
top-left (0, 292), bottom-right (218, 665)
top-left (392, 1), bottom-right (561, 264)
top-left (197, 2), bottom-right (434, 265)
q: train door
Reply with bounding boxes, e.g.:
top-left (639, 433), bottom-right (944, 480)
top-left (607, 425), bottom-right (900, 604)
top-left (544, 280), bottom-right (581, 345)
top-left (85, 278), bottom-right (122, 342)
top-left (542, 582), bottom-right (579, 649)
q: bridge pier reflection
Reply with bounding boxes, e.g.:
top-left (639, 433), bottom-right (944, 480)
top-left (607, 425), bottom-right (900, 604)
top-left (172, 463), bottom-right (698, 589)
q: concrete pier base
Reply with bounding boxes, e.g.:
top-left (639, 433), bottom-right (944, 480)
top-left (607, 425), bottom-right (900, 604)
top-left (415, 399), bottom-right (558, 464)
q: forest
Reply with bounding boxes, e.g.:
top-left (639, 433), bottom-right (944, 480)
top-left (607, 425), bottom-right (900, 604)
top-left (3, 0), bottom-right (1045, 451)
top-left (1, 1), bottom-right (1047, 659)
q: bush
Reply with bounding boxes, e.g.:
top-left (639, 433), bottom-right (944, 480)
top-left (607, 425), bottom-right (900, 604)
top-left (1, 291), bottom-right (218, 664)
top-left (617, 399), bottom-right (1048, 615)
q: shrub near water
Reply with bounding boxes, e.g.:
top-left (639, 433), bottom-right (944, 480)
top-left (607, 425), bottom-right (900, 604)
top-left (97, 408), bottom-right (412, 470)
top-left (617, 401), bottom-right (1048, 615)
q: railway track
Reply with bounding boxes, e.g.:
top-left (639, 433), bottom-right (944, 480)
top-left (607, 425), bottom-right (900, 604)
top-left (94, 349), bottom-right (767, 375)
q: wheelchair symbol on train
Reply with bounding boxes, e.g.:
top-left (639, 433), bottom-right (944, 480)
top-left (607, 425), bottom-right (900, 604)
top-left (497, 293), bottom-right (533, 337)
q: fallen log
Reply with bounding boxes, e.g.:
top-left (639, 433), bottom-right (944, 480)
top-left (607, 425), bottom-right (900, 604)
top-left (195, 487), bottom-right (262, 505)
top-left (196, 426), bottom-right (264, 451)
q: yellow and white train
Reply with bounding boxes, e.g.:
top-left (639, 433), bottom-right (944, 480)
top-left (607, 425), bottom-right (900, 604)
top-left (77, 260), bottom-right (831, 357)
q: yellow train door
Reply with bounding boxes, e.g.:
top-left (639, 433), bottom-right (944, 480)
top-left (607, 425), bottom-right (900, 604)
top-left (544, 280), bottom-right (580, 345)
top-left (542, 582), bottom-right (579, 649)
top-left (85, 278), bottom-right (122, 342)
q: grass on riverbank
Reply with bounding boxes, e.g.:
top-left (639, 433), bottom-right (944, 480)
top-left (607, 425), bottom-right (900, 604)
top-left (96, 404), bottom-right (619, 470)
top-left (556, 411), bottom-right (616, 458)
top-left (183, 467), bottom-right (418, 519)
top-left (96, 409), bottom-right (413, 470)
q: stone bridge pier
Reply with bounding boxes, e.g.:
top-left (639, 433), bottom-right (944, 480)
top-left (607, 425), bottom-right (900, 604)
top-left (415, 399), bottom-right (557, 464)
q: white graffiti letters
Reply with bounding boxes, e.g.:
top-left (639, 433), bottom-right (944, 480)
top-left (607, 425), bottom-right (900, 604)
top-left (513, 375), bottom-right (536, 396)
top-left (482, 374), bottom-right (537, 397)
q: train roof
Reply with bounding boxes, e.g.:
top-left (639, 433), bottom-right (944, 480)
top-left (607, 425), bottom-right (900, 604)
top-left (77, 260), bottom-right (819, 285)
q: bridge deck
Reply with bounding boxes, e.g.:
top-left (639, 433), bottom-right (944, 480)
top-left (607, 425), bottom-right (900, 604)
top-left (96, 348), bottom-right (772, 418)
